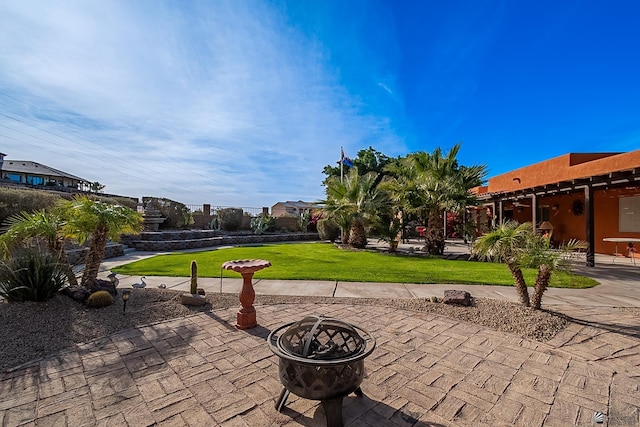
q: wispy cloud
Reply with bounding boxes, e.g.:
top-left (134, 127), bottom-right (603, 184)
top-left (0, 0), bottom-right (404, 206)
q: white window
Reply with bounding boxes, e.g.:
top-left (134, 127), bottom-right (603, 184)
top-left (619, 196), bottom-right (640, 232)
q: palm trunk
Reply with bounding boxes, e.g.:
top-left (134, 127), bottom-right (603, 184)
top-left (52, 238), bottom-right (78, 287)
top-left (349, 219), bottom-right (367, 249)
top-left (531, 264), bottom-right (552, 309)
top-left (507, 263), bottom-right (530, 307)
top-left (424, 209), bottom-right (445, 255)
top-left (81, 226), bottom-right (108, 287)
top-left (341, 227), bottom-right (349, 244)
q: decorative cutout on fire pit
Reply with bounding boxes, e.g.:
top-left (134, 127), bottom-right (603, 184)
top-left (280, 316), bottom-right (365, 360)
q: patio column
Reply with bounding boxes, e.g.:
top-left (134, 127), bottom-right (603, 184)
top-left (490, 201), bottom-right (497, 227)
top-left (531, 194), bottom-right (537, 231)
top-left (584, 185), bottom-right (595, 267)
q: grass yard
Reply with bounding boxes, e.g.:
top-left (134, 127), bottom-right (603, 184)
top-left (113, 242), bottom-right (598, 288)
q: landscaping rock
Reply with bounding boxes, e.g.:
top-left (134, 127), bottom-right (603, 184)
top-left (87, 279), bottom-right (118, 296)
top-left (181, 293), bottom-right (206, 306)
top-left (443, 290), bottom-right (472, 306)
top-left (62, 285), bottom-right (91, 303)
top-left (197, 288), bottom-right (205, 296)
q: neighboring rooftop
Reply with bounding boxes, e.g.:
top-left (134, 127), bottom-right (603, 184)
top-left (2, 160), bottom-right (87, 182)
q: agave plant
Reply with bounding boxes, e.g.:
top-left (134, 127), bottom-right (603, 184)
top-left (0, 245), bottom-right (66, 302)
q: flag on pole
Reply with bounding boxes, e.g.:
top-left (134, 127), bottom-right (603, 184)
top-left (340, 147), bottom-right (354, 167)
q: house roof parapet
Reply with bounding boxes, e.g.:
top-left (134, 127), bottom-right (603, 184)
top-left (476, 150), bottom-right (640, 201)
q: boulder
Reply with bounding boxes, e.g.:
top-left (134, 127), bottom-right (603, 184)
top-left (443, 290), bottom-right (472, 306)
top-left (87, 279), bottom-right (118, 296)
top-left (181, 293), bottom-right (206, 306)
top-left (62, 285), bottom-right (91, 303)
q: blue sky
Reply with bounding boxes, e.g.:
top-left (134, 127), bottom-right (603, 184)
top-left (1, 0), bottom-right (639, 208)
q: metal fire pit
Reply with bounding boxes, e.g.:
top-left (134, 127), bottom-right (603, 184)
top-left (268, 316), bottom-right (376, 427)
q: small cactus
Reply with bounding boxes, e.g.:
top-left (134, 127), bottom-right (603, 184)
top-left (87, 290), bottom-right (114, 308)
top-left (190, 260), bottom-right (198, 294)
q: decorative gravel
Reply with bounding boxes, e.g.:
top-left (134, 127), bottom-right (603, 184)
top-left (0, 289), bottom-right (567, 372)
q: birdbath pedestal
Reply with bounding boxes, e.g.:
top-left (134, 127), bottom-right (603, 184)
top-left (222, 259), bottom-right (271, 329)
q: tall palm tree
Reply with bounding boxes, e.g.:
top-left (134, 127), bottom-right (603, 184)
top-left (60, 197), bottom-right (142, 287)
top-left (393, 143), bottom-right (486, 254)
top-left (323, 169), bottom-right (388, 248)
top-left (0, 209), bottom-right (78, 286)
top-left (472, 220), bottom-right (534, 307)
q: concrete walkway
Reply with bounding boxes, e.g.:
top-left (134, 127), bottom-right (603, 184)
top-left (2, 241), bottom-right (640, 426)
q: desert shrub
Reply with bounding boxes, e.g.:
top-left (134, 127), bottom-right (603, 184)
top-left (251, 214), bottom-right (275, 235)
top-left (0, 246), bottom-right (66, 302)
top-left (87, 290), bottom-right (114, 308)
top-left (297, 212), bottom-right (311, 232)
top-left (142, 197), bottom-right (193, 229)
top-left (94, 195), bottom-right (138, 210)
top-left (317, 218), bottom-right (340, 242)
top-left (0, 188), bottom-right (61, 226)
top-left (217, 208), bottom-right (243, 231)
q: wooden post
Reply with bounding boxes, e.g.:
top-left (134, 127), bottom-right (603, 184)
top-left (531, 194), bottom-right (537, 231)
top-left (584, 186), bottom-right (595, 267)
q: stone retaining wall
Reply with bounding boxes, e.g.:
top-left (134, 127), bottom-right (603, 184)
top-left (121, 232), bottom-right (320, 252)
top-left (67, 243), bottom-right (125, 264)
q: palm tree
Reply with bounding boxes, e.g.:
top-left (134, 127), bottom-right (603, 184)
top-left (323, 169), bottom-right (388, 248)
top-left (472, 220), bottom-right (534, 307)
top-left (0, 209), bottom-right (78, 286)
top-left (60, 197), bottom-right (142, 287)
top-left (381, 157), bottom-right (423, 240)
top-left (520, 235), bottom-right (587, 309)
top-left (389, 143), bottom-right (486, 254)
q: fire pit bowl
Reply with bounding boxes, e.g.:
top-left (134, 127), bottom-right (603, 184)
top-left (268, 316), bottom-right (376, 427)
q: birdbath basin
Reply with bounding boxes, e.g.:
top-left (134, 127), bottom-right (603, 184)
top-left (222, 259), bottom-right (271, 329)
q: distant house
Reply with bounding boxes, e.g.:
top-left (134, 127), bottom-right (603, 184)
top-left (271, 200), bottom-right (317, 217)
top-left (0, 154), bottom-right (89, 190)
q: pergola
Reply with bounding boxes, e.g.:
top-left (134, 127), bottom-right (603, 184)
top-left (477, 167), bottom-right (640, 267)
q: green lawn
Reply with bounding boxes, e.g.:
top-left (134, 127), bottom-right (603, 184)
top-left (112, 242), bottom-right (598, 289)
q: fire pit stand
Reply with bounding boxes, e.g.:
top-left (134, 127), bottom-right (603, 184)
top-left (268, 316), bottom-right (376, 427)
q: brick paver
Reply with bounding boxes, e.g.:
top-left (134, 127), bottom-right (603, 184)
top-left (2, 302), bottom-right (639, 426)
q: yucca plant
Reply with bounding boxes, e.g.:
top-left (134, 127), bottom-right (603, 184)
top-left (0, 246), bottom-right (66, 302)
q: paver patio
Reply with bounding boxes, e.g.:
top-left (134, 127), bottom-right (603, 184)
top-left (2, 300), bottom-right (639, 426)
top-left (2, 242), bottom-right (640, 426)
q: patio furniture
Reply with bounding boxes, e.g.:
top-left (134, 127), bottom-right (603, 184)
top-left (603, 238), bottom-right (640, 265)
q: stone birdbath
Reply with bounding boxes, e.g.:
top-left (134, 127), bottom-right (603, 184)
top-left (222, 259), bottom-right (271, 329)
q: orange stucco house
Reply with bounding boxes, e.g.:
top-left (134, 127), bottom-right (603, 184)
top-left (472, 150), bottom-right (640, 266)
